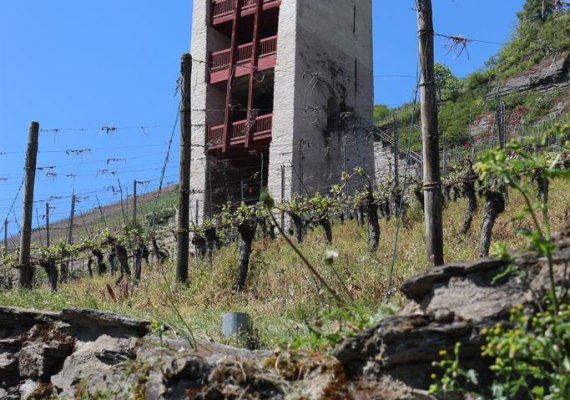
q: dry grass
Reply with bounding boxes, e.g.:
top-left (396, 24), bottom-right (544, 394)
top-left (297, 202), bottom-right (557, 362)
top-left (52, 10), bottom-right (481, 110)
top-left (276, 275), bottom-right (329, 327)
top-left (1, 179), bottom-right (568, 349)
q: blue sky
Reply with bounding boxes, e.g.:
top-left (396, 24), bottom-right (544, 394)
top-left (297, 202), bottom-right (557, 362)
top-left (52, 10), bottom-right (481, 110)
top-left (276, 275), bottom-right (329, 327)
top-left (0, 0), bottom-right (525, 238)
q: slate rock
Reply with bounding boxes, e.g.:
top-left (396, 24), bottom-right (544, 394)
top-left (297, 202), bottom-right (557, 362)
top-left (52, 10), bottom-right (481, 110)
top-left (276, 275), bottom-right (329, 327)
top-left (334, 226), bottom-right (570, 391)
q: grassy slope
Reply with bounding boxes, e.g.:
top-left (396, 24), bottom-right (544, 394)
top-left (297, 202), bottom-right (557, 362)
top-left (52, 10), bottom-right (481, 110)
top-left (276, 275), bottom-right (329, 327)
top-left (1, 178), bottom-right (568, 350)
top-left (13, 185), bottom-right (179, 252)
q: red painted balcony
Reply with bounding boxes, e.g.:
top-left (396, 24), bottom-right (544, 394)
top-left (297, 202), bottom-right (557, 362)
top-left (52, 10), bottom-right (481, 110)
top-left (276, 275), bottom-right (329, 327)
top-left (209, 36), bottom-right (277, 84)
top-left (211, 0), bottom-right (281, 25)
top-left (207, 113), bottom-right (273, 150)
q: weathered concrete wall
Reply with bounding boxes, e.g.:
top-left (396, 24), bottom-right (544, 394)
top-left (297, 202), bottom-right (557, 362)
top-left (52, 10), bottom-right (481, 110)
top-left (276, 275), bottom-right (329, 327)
top-left (373, 141), bottom-right (421, 184)
top-left (374, 141), bottom-right (394, 183)
top-left (270, 0), bottom-right (375, 200)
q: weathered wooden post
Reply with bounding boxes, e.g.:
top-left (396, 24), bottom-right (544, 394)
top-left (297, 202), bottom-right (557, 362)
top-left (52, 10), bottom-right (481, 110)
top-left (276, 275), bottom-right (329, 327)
top-left (45, 203), bottom-right (50, 247)
top-left (3, 219), bottom-right (8, 256)
top-left (343, 135), bottom-right (350, 219)
top-left (299, 140), bottom-right (305, 195)
top-left (116, 179), bottom-right (127, 226)
top-left (393, 112), bottom-right (400, 187)
top-left (208, 162), bottom-right (214, 217)
top-left (417, 0), bottom-right (444, 266)
top-left (443, 145), bottom-right (449, 179)
top-left (68, 194), bottom-right (76, 245)
top-left (19, 122), bottom-right (40, 289)
top-left (125, 187), bottom-right (129, 219)
top-left (2, 219), bottom-right (7, 289)
top-left (280, 165), bottom-right (285, 231)
top-left (133, 179), bottom-right (138, 225)
top-left (59, 194), bottom-right (76, 283)
top-left (177, 53), bottom-right (192, 284)
top-left (195, 200), bottom-right (199, 224)
top-left (497, 100), bottom-right (506, 149)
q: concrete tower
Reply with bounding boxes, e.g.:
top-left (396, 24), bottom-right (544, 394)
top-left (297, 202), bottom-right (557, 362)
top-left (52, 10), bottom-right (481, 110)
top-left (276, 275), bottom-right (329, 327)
top-left (190, 0), bottom-right (374, 221)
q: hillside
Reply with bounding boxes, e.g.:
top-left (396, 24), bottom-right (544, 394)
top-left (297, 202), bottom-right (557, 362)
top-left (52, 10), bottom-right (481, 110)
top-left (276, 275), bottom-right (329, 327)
top-left (375, 2), bottom-right (570, 152)
top-left (6, 185), bottom-right (179, 254)
top-left (1, 231), bottom-right (568, 399)
top-left (2, 177), bottom-right (569, 345)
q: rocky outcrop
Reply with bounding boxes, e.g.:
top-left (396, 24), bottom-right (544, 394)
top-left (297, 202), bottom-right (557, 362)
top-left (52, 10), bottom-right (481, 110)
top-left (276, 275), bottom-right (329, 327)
top-left (0, 308), bottom-right (151, 399)
top-left (468, 52), bottom-right (570, 142)
top-left (0, 306), bottom-right (348, 399)
top-left (334, 227), bottom-right (570, 392)
top-left (487, 52), bottom-right (570, 99)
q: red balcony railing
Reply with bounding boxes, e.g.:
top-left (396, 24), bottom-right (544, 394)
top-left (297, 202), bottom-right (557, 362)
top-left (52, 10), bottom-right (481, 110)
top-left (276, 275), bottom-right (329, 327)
top-left (211, 0), bottom-right (281, 22)
top-left (207, 114), bottom-right (273, 148)
top-left (237, 44), bottom-right (253, 64)
top-left (259, 36), bottom-right (277, 55)
top-left (207, 125), bottom-right (225, 145)
top-left (210, 36), bottom-right (278, 71)
top-left (255, 114), bottom-right (272, 134)
top-left (231, 120), bottom-right (248, 140)
top-left (210, 51), bottom-right (230, 71)
top-left (212, 0), bottom-right (233, 18)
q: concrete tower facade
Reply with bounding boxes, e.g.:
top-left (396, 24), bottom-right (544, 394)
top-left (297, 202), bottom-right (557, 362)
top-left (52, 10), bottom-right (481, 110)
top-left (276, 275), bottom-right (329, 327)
top-left (190, 0), bottom-right (374, 221)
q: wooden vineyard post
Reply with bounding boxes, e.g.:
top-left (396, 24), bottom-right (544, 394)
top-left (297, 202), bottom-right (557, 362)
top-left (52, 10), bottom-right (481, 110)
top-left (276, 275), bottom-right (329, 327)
top-left (3, 219), bottom-right (8, 257)
top-left (59, 194), bottom-right (76, 283)
top-left (2, 219), bottom-right (7, 289)
top-left (18, 122), bottom-right (39, 289)
top-left (298, 140), bottom-right (307, 195)
top-left (195, 200), bottom-right (199, 224)
top-left (417, 0), bottom-right (444, 266)
top-left (45, 202), bottom-right (50, 247)
top-left (343, 135), bottom-right (350, 219)
top-left (280, 165), bottom-right (285, 232)
top-left (133, 179), bottom-right (138, 226)
top-left (35, 207), bottom-right (43, 247)
top-left (68, 194), bottom-right (76, 245)
top-left (177, 53), bottom-right (192, 284)
top-left (497, 100), bottom-right (506, 149)
top-left (393, 113), bottom-right (400, 187)
top-left (443, 145), bottom-right (449, 179)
